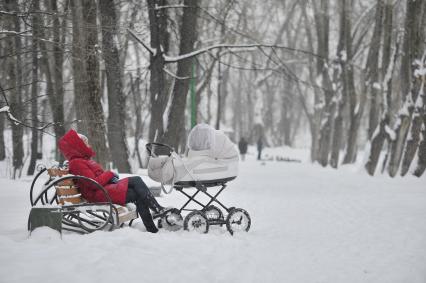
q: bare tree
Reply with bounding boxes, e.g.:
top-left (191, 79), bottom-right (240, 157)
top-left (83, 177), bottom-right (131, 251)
top-left (400, 1), bottom-right (426, 176)
top-left (312, 0), bottom-right (335, 167)
top-left (161, 0), bottom-right (198, 150)
top-left (329, 0), bottom-right (347, 168)
top-left (70, 0), bottom-right (88, 134)
top-left (99, 0), bottom-right (131, 172)
top-left (27, 0), bottom-right (41, 176)
top-left (364, 0), bottom-right (389, 176)
top-left (0, 112), bottom-right (4, 161)
top-left (4, 0), bottom-right (24, 178)
top-left (147, 0), bottom-right (169, 142)
top-left (387, 0), bottom-right (425, 177)
top-left (81, 0), bottom-right (109, 167)
top-left (50, 0), bottom-right (66, 161)
top-left (341, 0), bottom-right (366, 165)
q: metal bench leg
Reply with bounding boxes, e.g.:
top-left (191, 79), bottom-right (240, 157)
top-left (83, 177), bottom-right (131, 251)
top-left (28, 207), bottom-right (63, 236)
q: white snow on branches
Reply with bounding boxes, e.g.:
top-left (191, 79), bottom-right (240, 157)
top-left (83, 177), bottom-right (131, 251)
top-left (385, 125), bottom-right (396, 140)
top-left (0, 106), bottom-right (20, 125)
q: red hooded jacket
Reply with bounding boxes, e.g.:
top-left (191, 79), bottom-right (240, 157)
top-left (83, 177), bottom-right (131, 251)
top-left (58, 129), bottom-right (128, 205)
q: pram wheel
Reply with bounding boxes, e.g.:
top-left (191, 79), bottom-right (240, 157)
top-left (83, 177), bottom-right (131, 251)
top-left (226, 208), bottom-right (251, 235)
top-left (184, 211), bottom-right (209, 233)
top-left (203, 205), bottom-right (223, 221)
top-left (159, 211), bottom-right (183, 232)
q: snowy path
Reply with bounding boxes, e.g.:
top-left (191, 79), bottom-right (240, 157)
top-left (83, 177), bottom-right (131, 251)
top-left (0, 158), bottom-right (425, 283)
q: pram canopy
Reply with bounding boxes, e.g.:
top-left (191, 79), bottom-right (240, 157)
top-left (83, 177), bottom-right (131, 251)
top-left (187, 124), bottom-right (238, 159)
top-left (147, 124), bottom-right (239, 185)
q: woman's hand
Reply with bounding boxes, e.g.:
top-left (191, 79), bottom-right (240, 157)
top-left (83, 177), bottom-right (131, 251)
top-left (109, 176), bottom-right (119, 184)
top-left (108, 171), bottom-right (119, 184)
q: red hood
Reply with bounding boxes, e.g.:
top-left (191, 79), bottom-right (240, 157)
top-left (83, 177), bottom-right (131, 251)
top-left (58, 129), bottom-right (95, 160)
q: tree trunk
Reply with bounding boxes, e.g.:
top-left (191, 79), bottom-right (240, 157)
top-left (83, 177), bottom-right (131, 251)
top-left (221, 61), bottom-right (231, 127)
top-left (99, 0), bottom-right (131, 172)
top-left (27, 0), bottom-right (41, 176)
top-left (147, 0), bottom-right (169, 142)
top-left (400, 5), bottom-right (426, 176)
top-left (364, 0), bottom-right (390, 175)
top-left (388, 0), bottom-right (425, 177)
top-left (215, 58), bottom-right (222, 130)
top-left (414, 110), bottom-right (426, 176)
top-left (70, 0), bottom-right (88, 134)
top-left (263, 80), bottom-right (275, 144)
top-left (129, 72), bottom-right (143, 168)
top-left (367, 0), bottom-right (385, 139)
top-left (329, 3), bottom-right (346, 168)
top-left (342, 0), bottom-right (365, 164)
top-left (0, 113), bottom-right (5, 161)
top-left (413, 6), bottom-right (426, 177)
top-left (314, 0), bottom-right (334, 167)
top-left (51, 0), bottom-right (66, 162)
top-left (161, 0), bottom-right (198, 150)
top-left (400, 83), bottom-right (424, 176)
top-left (5, 0), bottom-right (24, 178)
top-left (301, 2), bottom-right (321, 163)
top-left (80, 0), bottom-right (110, 168)
top-left (280, 92), bottom-right (293, 147)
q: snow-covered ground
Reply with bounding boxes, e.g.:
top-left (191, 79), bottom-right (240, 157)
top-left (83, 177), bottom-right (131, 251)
top-left (0, 148), bottom-right (425, 283)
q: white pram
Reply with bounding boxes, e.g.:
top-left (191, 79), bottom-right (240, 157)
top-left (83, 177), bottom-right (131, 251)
top-left (146, 124), bottom-right (251, 235)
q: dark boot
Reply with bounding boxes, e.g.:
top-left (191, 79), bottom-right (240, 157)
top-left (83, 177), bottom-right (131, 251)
top-left (136, 198), bottom-right (158, 233)
top-left (145, 190), bottom-right (164, 213)
top-left (145, 191), bottom-right (178, 219)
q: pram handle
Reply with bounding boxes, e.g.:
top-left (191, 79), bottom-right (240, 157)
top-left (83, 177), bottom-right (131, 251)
top-left (145, 142), bottom-right (175, 157)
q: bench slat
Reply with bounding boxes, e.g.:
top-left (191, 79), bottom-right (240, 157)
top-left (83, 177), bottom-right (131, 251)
top-left (45, 166), bottom-right (138, 228)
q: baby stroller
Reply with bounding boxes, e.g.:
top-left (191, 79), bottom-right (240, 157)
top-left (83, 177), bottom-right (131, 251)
top-left (146, 124), bottom-right (251, 235)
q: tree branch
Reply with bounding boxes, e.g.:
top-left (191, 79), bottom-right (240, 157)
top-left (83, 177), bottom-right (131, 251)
top-left (127, 28), bottom-right (156, 56)
top-left (154, 5), bottom-right (188, 10)
top-left (0, 30), bottom-right (32, 36)
top-left (162, 43), bottom-right (324, 63)
top-left (0, 83), bottom-right (55, 135)
top-left (128, 28), bottom-right (324, 63)
top-left (163, 67), bottom-right (190, 80)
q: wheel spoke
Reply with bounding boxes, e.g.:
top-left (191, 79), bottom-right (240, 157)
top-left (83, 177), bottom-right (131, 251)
top-left (226, 208), bottom-right (251, 235)
top-left (184, 210), bottom-right (209, 233)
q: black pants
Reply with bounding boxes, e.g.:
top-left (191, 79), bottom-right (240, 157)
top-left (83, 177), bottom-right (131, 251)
top-left (125, 176), bottom-right (162, 233)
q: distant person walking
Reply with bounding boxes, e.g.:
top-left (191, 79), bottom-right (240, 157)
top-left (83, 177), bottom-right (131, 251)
top-left (238, 137), bottom-right (248, 161)
top-left (257, 137), bottom-right (263, 160)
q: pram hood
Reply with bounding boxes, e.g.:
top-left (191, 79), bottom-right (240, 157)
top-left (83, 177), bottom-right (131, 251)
top-left (148, 124), bottom-right (238, 185)
top-left (187, 124), bottom-right (238, 160)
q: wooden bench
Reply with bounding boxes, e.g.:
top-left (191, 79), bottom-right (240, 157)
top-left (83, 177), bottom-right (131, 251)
top-left (29, 166), bottom-right (138, 234)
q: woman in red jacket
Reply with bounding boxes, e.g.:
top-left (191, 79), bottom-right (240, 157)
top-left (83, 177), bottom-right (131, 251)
top-left (58, 129), bottom-right (171, 233)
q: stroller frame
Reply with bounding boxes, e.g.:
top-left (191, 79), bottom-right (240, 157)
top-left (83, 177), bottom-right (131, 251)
top-left (174, 177), bottom-right (236, 226)
top-left (146, 142), bottom-right (251, 235)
